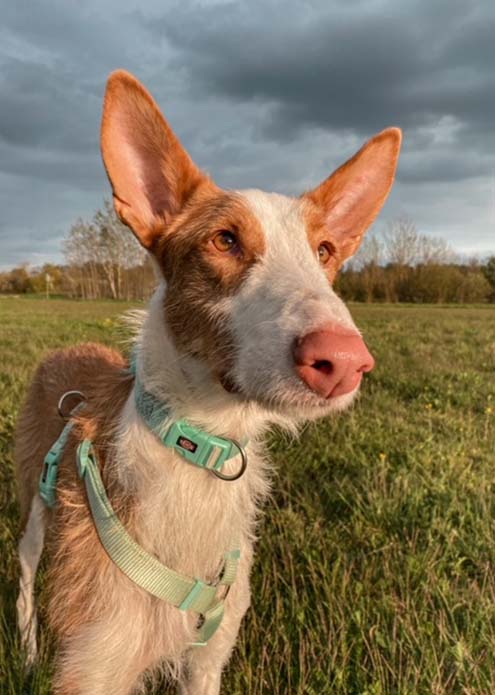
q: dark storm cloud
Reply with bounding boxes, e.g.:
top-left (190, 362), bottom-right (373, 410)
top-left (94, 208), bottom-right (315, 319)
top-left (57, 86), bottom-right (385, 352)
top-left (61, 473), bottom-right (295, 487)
top-left (0, 0), bottom-right (494, 268)
top-left (0, 58), bottom-right (98, 152)
top-left (144, 0), bottom-right (495, 146)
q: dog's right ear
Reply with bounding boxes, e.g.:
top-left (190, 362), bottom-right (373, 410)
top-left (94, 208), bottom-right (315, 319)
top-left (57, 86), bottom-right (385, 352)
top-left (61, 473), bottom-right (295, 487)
top-left (101, 70), bottom-right (209, 249)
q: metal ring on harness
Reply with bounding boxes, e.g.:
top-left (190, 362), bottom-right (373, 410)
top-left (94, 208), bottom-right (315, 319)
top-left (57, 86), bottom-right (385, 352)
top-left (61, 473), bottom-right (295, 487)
top-left (57, 390), bottom-right (86, 419)
top-left (210, 439), bottom-right (248, 482)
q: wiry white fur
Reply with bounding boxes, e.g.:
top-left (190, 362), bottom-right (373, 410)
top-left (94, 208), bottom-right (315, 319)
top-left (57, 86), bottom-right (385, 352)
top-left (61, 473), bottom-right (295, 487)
top-left (16, 494), bottom-right (46, 664)
top-left (229, 189), bottom-right (360, 417)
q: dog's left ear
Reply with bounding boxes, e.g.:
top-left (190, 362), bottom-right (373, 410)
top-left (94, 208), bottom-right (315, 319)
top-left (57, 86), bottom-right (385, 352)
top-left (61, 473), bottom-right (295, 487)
top-left (101, 70), bottom-right (210, 249)
top-left (304, 128), bottom-right (402, 263)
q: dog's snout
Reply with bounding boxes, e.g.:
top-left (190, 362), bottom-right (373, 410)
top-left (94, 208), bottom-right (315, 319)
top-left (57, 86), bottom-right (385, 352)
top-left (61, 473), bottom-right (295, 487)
top-left (292, 326), bottom-right (375, 398)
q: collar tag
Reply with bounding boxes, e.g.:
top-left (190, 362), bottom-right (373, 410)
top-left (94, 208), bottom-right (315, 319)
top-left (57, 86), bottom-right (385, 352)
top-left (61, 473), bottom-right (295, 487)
top-left (163, 420), bottom-right (233, 471)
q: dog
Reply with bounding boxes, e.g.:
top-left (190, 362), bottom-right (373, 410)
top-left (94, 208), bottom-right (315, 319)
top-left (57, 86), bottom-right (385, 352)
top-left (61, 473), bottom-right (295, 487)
top-left (15, 70), bottom-right (401, 694)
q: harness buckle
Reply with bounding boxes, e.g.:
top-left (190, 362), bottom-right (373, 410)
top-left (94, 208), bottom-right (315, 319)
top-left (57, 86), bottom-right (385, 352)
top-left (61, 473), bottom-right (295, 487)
top-left (77, 440), bottom-right (94, 479)
top-left (39, 448), bottom-right (60, 508)
top-left (163, 422), bottom-right (248, 482)
top-left (179, 578), bottom-right (208, 611)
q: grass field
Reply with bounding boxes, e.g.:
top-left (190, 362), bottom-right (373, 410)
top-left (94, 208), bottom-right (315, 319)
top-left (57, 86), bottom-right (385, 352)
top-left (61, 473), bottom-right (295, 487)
top-left (1, 296), bottom-right (494, 695)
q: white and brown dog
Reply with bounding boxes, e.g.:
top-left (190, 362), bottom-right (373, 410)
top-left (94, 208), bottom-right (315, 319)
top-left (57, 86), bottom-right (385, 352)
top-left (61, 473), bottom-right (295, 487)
top-left (15, 71), bottom-right (401, 694)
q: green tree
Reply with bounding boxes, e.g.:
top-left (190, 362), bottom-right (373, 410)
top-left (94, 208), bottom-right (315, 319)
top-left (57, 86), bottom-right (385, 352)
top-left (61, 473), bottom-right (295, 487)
top-left (481, 256), bottom-right (495, 301)
top-left (455, 271), bottom-right (491, 303)
top-left (8, 265), bottom-right (33, 293)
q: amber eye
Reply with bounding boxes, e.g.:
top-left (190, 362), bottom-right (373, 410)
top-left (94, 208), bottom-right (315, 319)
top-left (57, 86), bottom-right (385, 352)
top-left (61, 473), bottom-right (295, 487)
top-left (317, 243), bottom-right (332, 265)
top-left (212, 230), bottom-right (238, 253)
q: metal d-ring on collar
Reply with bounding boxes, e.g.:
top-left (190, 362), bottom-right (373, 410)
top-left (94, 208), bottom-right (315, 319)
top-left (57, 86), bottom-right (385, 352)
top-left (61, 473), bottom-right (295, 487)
top-left (210, 439), bottom-right (248, 482)
top-left (57, 390), bottom-right (86, 419)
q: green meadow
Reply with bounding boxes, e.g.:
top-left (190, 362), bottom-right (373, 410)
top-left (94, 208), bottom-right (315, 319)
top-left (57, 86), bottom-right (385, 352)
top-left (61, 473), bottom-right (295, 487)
top-left (0, 297), bottom-right (494, 694)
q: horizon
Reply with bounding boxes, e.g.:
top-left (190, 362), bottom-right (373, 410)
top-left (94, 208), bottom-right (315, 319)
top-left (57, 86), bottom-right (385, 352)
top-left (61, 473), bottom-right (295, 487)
top-left (0, 222), bottom-right (493, 275)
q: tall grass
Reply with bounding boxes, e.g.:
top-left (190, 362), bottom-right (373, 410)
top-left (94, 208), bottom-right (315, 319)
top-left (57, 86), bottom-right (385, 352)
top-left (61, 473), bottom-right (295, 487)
top-left (1, 298), bottom-right (494, 694)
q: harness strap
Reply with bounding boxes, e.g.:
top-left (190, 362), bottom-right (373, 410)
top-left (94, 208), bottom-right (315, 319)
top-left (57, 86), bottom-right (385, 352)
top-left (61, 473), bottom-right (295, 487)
top-left (39, 420), bottom-right (76, 508)
top-left (39, 373), bottom-right (245, 647)
top-left (76, 439), bottom-right (239, 645)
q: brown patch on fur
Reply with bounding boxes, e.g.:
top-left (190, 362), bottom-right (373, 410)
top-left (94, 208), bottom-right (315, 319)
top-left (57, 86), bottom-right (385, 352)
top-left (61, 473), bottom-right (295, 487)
top-left (16, 343), bottom-right (125, 526)
top-left (302, 199), bottom-right (342, 283)
top-left (155, 187), bottom-right (266, 379)
top-left (15, 343), bottom-right (135, 638)
top-left (101, 71), bottom-right (269, 383)
top-left (302, 128), bottom-right (402, 274)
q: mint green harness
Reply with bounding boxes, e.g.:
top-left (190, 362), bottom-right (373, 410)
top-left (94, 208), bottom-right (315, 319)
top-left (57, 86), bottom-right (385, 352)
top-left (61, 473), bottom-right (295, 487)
top-left (39, 372), bottom-right (246, 646)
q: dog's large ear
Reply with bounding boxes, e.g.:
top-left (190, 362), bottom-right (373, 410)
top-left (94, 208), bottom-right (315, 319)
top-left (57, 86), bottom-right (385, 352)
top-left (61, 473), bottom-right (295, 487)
top-left (304, 128), bottom-right (402, 264)
top-left (101, 70), bottom-right (209, 249)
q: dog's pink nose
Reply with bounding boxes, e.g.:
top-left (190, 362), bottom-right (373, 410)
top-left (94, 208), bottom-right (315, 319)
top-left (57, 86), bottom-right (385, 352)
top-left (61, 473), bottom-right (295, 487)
top-left (293, 326), bottom-right (375, 399)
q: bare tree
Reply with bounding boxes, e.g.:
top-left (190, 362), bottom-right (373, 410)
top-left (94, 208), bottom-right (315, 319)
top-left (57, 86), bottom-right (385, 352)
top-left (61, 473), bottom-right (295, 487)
top-left (383, 215), bottom-right (456, 267)
top-left (351, 233), bottom-right (384, 302)
top-left (417, 235), bottom-right (456, 265)
top-left (63, 200), bottom-right (149, 300)
top-left (63, 219), bottom-right (99, 298)
top-left (93, 200), bottom-right (146, 299)
top-left (353, 233), bottom-right (383, 269)
top-left (384, 215), bottom-right (420, 266)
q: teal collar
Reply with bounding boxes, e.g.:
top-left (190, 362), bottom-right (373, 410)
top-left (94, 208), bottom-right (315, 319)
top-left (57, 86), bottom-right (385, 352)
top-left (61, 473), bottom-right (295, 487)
top-left (133, 370), bottom-right (248, 482)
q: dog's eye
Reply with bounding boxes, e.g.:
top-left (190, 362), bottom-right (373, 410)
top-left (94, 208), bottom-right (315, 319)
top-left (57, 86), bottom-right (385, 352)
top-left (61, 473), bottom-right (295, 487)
top-left (317, 243), bottom-right (332, 265)
top-left (212, 231), bottom-right (238, 253)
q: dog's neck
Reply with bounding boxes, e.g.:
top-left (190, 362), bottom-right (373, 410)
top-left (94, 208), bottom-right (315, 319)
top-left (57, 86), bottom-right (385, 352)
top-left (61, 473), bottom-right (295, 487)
top-left (110, 286), bottom-right (274, 575)
top-left (133, 285), bottom-right (276, 443)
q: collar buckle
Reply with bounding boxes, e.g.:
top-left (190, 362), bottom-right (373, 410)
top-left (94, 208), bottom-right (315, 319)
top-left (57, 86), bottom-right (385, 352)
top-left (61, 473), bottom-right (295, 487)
top-left (163, 420), bottom-right (245, 477)
top-left (133, 373), bottom-right (249, 481)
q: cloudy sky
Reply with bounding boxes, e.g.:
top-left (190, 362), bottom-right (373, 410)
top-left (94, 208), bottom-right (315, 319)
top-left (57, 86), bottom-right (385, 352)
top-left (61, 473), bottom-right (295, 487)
top-left (0, 0), bottom-right (494, 269)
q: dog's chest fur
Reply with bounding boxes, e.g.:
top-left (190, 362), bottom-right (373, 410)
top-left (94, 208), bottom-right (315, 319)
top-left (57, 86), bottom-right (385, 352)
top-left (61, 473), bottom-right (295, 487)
top-left (45, 341), bottom-right (269, 679)
top-left (111, 395), bottom-right (269, 582)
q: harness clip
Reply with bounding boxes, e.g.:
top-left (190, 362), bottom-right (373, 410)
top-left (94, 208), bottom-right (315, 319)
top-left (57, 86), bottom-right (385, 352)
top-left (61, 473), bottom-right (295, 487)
top-left (39, 448), bottom-right (60, 508)
top-left (179, 578), bottom-right (208, 611)
top-left (77, 439), bottom-right (94, 479)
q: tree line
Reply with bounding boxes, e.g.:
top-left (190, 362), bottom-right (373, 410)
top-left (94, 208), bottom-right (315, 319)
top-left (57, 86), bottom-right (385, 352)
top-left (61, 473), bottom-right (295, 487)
top-left (1, 206), bottom-right (494, 304)
top-left (335, 217), bottom-right (495, 303)
top-left (0, 201), bottom-right (157, 301)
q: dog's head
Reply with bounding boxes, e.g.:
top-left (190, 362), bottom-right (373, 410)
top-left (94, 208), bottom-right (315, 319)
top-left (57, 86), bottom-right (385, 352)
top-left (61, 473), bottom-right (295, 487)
top-left (101, 71), bottom-right (401, 422)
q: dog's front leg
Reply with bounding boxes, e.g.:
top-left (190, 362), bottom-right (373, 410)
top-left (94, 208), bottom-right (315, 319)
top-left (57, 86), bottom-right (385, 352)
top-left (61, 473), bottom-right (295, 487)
top-left (179, 601), bottom-right (249, 695)
top-left (52, 618), bottom-right (154, 695)
top-left (179, 563), bottom-right (251, 695)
